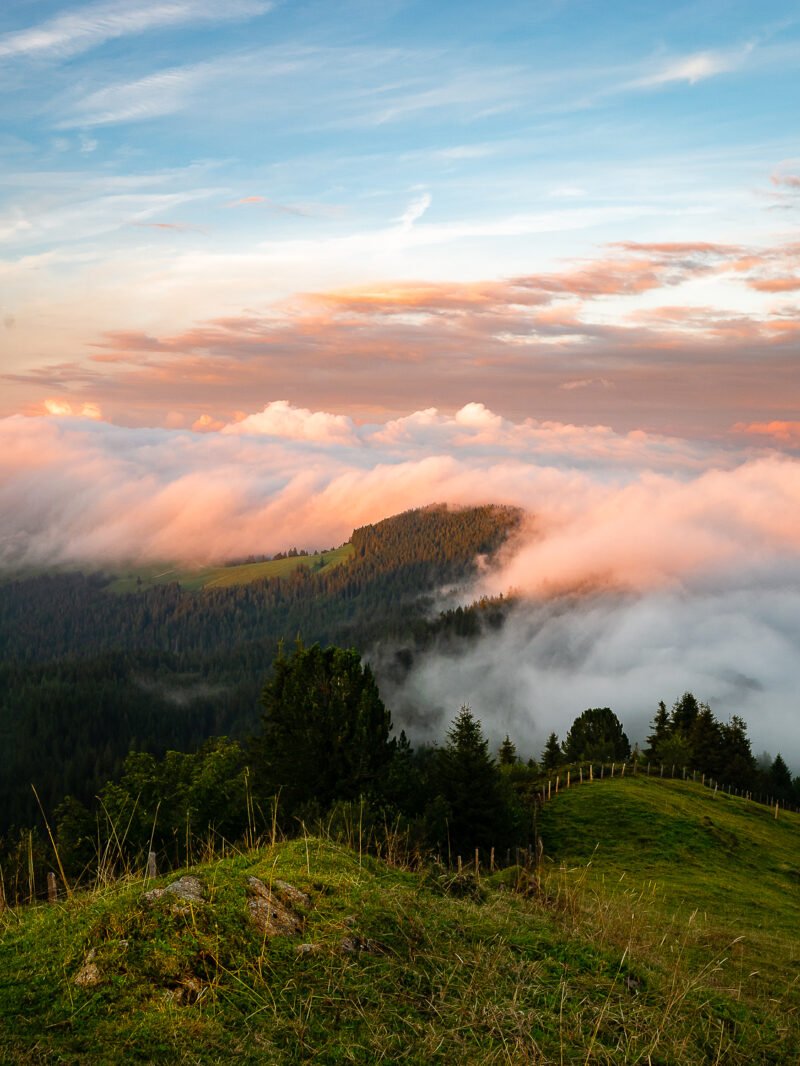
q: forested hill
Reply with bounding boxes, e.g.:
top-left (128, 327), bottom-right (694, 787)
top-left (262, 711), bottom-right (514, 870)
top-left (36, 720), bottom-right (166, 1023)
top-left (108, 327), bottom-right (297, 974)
top-left (0, 504), bottom-right (520, 662)
top-left (0, 504), bottom-right (521, 828)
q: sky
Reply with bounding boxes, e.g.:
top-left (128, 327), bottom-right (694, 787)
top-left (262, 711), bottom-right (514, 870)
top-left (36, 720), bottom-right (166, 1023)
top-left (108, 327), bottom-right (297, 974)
top-left (1, 1), bottom-right (799, 758)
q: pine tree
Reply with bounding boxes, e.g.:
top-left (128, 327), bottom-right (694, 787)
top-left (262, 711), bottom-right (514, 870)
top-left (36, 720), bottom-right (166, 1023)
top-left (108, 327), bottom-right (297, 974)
top-left (671, 692), bottom-right (700, 734)
top-left (768, 753), bottom-right (794, 802)
top-left (436, 706), bottom-right (515, 855)
top-left (541, 732), bottom-right (562, 771)
top-left (498, 734), bottom-right (518, 765)
top-left (645, 701), bottom-right (671, 760)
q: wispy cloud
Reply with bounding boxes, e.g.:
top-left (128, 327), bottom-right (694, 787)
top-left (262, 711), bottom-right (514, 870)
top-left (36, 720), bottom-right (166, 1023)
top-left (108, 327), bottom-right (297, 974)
top-left (631, 46), bottom-right (753, 88)
top-left (397, 192), bottom-right (431, 230)
top-left (0, 0), bottom-right (272, 61)
top-left (56, 65), bottom-right (209, 128)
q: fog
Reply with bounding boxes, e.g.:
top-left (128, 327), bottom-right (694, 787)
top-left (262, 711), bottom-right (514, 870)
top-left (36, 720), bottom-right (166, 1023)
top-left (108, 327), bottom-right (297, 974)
top-left (2, 401), bottom-right (799, 763)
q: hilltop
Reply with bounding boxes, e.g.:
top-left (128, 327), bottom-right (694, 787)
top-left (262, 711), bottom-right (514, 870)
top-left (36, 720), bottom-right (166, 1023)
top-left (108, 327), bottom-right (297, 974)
top-left (1, 774), bottom-right (797, 1064)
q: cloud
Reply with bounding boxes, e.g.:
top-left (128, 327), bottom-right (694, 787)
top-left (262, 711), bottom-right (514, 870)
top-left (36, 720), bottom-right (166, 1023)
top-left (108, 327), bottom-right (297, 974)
top-left (734, 421), bottom-right (800, 446)
top-left (633, 47), bottom-right (749, 88)
top-left (6, 238), bottom-right (799, 436)
top-left (771, 171), bottom-right (800, 190)
top-left (398, 193), bottom-right (432, 231)
top-left (0, 0), bottom-right (272, 61)
top-left (559, 378), bottom-right (611, 391)
top-left (221, 400), bottom-right (359, 445)
top-left (43, 398), bottom-right (103, 419)
top-left (56, 65), bottom-right (209, 128)
top-left (2, 401), bottom-right (800, 762)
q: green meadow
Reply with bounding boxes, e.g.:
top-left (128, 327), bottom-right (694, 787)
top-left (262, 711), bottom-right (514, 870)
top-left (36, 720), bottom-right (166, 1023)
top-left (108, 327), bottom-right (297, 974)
top-left (1, 774), bottom-right (797, 1063)
top-left (107, 543), bottom-right (355, 593)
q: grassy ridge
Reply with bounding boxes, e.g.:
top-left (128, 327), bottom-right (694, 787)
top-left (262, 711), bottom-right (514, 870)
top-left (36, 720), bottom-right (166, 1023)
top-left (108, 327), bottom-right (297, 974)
top-left (107, 544), bottom-right (355, 593)
top-left (539, 774), bottom-right (800, 1049)
top-left (1, 778), bottom-right (798, 1063)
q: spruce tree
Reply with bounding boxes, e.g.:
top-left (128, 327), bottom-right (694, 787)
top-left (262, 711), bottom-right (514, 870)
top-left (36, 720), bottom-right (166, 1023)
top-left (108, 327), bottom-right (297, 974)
top-left (645, 701), bottom-right (671, 760)
top-left (436, 706), bottom-right (515, 856)
top-left (498, 735), bottom-right (518, 765)
top-left (252, 642), bottom-right (394, 816)
top-left (541, 732), bottom-right (562, 771)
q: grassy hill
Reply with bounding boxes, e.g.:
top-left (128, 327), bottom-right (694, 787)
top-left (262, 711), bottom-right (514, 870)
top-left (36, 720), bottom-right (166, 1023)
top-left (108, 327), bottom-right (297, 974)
top-left (107, 544), bottom-right (355, 594)
top-left (2, 777), bottom-right (797, 1063)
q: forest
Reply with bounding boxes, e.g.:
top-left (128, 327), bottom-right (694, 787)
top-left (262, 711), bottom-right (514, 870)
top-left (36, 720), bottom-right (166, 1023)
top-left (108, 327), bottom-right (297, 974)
top-left (1, 502), bottom-right (798, 905)
top-left (0, 504), bottom-right (520, 827)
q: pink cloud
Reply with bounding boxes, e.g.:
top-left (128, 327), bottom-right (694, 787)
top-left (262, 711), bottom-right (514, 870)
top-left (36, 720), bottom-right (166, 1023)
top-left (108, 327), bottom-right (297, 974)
top-left (221, 400), bottom-right (359, 445)
top-left (735, 421), bottom-right (800, 445)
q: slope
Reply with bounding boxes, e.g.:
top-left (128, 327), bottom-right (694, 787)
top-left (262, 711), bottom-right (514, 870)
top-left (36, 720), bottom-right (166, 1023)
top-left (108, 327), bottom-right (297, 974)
top-left (1, 797), bottom-right (797, 1065)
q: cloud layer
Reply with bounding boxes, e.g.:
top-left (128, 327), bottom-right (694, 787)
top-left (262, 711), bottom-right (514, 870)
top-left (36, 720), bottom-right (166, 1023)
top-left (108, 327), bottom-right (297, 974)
top-left (2, 400), bottom-right (799, 762)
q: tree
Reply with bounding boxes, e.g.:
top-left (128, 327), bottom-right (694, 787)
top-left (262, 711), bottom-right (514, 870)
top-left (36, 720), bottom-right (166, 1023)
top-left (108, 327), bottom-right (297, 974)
top-left (671, 692), bottom-right (700, 735)
top-left (688, 704), bottom-right (723, 777)
top-left (541, 732), bottom-right (562, 771)
top-left (251, 642), bottom-right (394, 816)
top-left (718, 715), bottom-right (756, 790)
top-left (645, 701), bottom-right (671, 760)
top-left (435, 706), bottom-right (517, 856)
top-left (768, 754), bottom-right (794, 803)
top-left (562, 708), bottom-right (630, 763)
top-left (498, 735), bottom-right (518, 766)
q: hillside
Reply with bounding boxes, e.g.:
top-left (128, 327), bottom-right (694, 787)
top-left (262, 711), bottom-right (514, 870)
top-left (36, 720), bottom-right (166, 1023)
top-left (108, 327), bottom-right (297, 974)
top-left (0, 504), bottom-right (521, 828)
top-left (1, 777), bottom-right (797, 1063)
top-left (107, 544), bottom-right (355, 594)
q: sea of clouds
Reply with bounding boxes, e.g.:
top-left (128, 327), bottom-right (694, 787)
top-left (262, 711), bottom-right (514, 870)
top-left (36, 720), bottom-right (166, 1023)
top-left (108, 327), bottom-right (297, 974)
top-left (2, 401), bottom-right (799, 762)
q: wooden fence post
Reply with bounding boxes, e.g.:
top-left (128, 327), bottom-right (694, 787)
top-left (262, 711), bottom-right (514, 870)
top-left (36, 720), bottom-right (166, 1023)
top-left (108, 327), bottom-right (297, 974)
top-left (490, 847), bottom-right (495, 872)
top-left (611, 762), bottom-right (615, 778)
top-left (475, 849), bottom-right (480, 876)
top-left (47, 871), bottom-right (57, 904)
top-left (589, 764), bottom-right (594, 782)
top-left (457, 855), bottom-right (463, 874)
top-left (579, 766), bottom-right (583, 784)
top-left (621, 762), bottom-right (626, 777)
top-left (567, 770), bottom-right (571, 789)
top-left (555, 775), bottom-right (560, 794)
top-left (146, 851), bottom-right (157, 880)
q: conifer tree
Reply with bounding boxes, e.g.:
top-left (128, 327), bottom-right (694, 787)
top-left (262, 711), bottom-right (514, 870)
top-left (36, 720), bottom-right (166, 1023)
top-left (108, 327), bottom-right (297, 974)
top-left (645, 701), bottom-right (671, 760)
top-left (541, 732), bottom-right (562, 771)
top-left (498, 734), bottom-right (518, 765)
top-left (252, 642), bottom-right (394, 815)
top-left (436, 706), bottom-right (515, 855)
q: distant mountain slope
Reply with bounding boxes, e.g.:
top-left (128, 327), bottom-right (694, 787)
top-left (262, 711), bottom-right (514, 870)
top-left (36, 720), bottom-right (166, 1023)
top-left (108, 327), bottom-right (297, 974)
top-left (0, 504), bottom-right (521, 827)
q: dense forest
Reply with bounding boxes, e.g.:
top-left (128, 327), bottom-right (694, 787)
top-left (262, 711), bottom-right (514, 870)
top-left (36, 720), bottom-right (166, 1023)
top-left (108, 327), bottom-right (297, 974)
top-left (0, 504), bottom-right (521, 827)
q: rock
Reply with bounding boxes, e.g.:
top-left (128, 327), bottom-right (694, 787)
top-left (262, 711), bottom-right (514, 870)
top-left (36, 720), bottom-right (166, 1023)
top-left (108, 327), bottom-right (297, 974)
top-left (295, 942), bottom-right (322, 956)
top-left (273, 879), bottom-right (311, 909)
top-left (144, 875), bottom-right (204, 913)
top-left (246, 877), bottom-right (303, 937)
top-left (340, 934), bottom-right (379, 955)
top-left (74, 949), bottom-right (101, 987)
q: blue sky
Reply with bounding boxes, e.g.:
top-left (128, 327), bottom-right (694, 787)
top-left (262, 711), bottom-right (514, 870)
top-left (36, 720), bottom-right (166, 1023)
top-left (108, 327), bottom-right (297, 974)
top-left (0, 0), bottom-right (799, 431)
top-left (2, 3), bottom-right (800, 757)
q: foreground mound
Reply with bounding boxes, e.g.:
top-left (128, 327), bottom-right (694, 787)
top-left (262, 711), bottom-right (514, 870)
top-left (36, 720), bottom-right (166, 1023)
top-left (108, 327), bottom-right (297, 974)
top-left (1, 824), bottom-right (797, 1063)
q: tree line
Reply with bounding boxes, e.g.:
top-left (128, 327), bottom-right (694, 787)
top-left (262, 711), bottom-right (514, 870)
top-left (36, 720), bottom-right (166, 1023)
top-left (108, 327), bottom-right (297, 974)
top-left (3, 642), bottom-right (797, 907)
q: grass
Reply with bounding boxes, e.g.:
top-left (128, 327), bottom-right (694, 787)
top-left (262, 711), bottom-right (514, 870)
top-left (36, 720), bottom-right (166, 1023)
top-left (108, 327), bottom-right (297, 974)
top-left (107, 543), bottom-right (355, 594)
top-left (2, 776), bottom-right (799, 1063)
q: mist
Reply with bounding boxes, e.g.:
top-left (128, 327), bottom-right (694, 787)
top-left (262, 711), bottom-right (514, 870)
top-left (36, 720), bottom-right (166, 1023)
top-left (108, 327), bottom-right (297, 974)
top-left (2, 401), bottom-right (799, 764)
